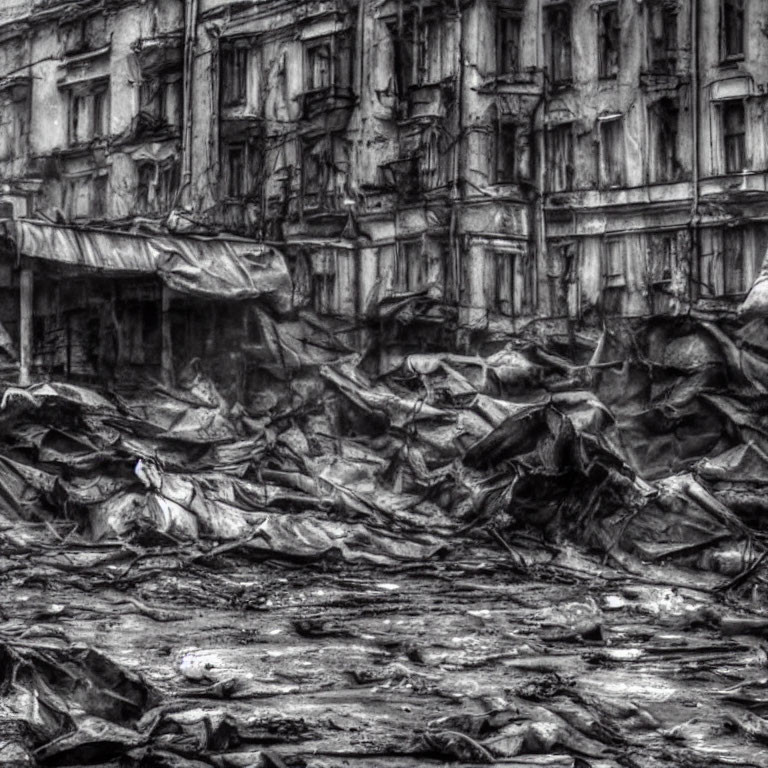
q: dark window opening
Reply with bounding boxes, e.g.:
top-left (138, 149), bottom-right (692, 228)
top-left (227, 145), bottom-right (246, 198)
top-left (598, 3), bottom-right (620, 79)
top-left (648, 3), bottom-right (677, 73)
top-left (599, 117), bottom-right (624, 187)
top-left (495, 121), bottom-right (517, 183)
top-left (92, 175), bottom-right (108, 217)
top-left (547, 123), bottom-right (574, 191)
top-left (497, 13), bottom-right (521, 75)
top-left (721, 0), bottom-right (745, 61)
top-left (650, 98), bottom-right (680, 182)
top-left (546, 5), bottom-right (572, 85)
top-left (221, 44), bottom-right (248, 106)
top-left (723, 100), bottom-right (746, 173)
top-left (69, 93), bottom-right (83, 144)
top-left (723, 227), bottom-right (746, 294)
top-left (93, 89), bottom-right (108, 137)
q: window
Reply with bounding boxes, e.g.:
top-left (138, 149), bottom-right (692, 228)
top-left (227, 145), bottom-right (246, 198)
top-left (649, 98), bottom-right (680, 182)
top-left (546, 5), bottom-right (572, 85)
top-left (394, 239), bottom-right (428, 293)
top-left (484, 249), bottom-right (532, 316)
top-left (723, 227), bottom-right (746, 294)
top-left (497, 12), bottom-right (521, 75)
top-left (137, 159), bottom-right (180, 213)
top-left (221, 44), bottom-right (248, 106)
top-left (395, 11), bottom-right (445, 91)
top-left (722, 101), bottom-right (746, 173)
top-left (547, 123), bottom-right (574, 191)
top-left (598, 3), bottom-right (620, 79)
top-left (67, 86), bottom-right (109, 145)
top-left (139, 73), bottom-right (182, 127)
top-left (69, 92), bottom-right (84, 144)
top-left (599, 117), bottom-right (624, 187)
top-left (603, 238), bottom-right (625, 286)
top-left (312, 250), bottom-right (337, 314)
top-left (648, 2), bottom-right (677, 74)
top-left (495, 121), bottom-right (517, 183)
top-left (721, 0), bottom-right (745, 61)
top-left (92, 175), bottom-right (108, 217)
top-left (0, 88), bottom-right (29, 161)
top-left (93, 88), bottom-right (108, 138)
top-left (649, 233), bottom-right (676, 284)
top-left (306, 40), bottom-right (332, 90)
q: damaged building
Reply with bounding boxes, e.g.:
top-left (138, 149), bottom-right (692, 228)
top-left (0, 0), bottom-right (767, 384)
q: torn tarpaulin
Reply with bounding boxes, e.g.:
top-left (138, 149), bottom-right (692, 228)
top-left (11, 219), bottom-right (293, 312)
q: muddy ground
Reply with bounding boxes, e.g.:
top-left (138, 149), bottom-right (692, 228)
top-left (3, 528), bottom-right (768, 768)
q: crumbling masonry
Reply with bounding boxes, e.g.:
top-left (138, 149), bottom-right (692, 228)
top-left (0, 0), bottom-right (766, 385)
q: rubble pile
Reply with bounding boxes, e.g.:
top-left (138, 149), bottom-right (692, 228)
top-left (2, 314), bottom-right (768, 766)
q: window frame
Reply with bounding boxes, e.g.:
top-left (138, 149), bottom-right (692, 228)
top-left (722, 99), bottom-right (747, 174)
top-left (597, 2), bottom-right (620, 80)
top-left (494, 119), bottom-right (517, 184)
top-left (546, 4), bottom-right (573, 86)
top-left (649, 97), bottom-right (680, 183)
top-left (394, 238), bottom-right (428, 293)
top-left (546, 122), bottom-right (574, 192)
top-left (220, 42), bottom-right (249, 107)
top-left (720, 0), bottom-right (745, 63)
top-left (722, 226), bottom-right (746, 295)
top-left (598, 115), bottom-right (625, 188)
top-left (603, 237), bottom-right (626, 288)
top-left (647, 2), bottom-right (678, 74)
top-left (496, 10), bottom-right (522, 76)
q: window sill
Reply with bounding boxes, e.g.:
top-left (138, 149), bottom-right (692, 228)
top-left (718, 55), bottom-right (744, 68)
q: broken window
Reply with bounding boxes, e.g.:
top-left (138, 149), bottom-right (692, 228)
top-left (547, 123), bottom-right (574, 191)
top-left (221, 43), bottom-right (248, 106)
top-left (494, 120), bottom-right (517, 183)
top-left (647, 2), bottom-right (677, 73)
top-left (723, 227), bottom-right (746, 294)
top-left (599, 116), bottom-right (624, 187)
top-left (721, 0), bottom-right (745, 61)
top-left (649, 98), bottom-right (680, 182)
top-left (722, 100), bottom-right (746, 173)
top-left (546, 5), bottom-right (572, 85)
top-left (497, 12), bottom-right (521, 75)
top-left (394, 239), bottom-right (428, 293)
top-left (598, 3), bottom-right (620, 79)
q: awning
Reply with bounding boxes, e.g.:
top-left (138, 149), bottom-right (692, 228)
top-left (12, 219), bottom-right (293, 312)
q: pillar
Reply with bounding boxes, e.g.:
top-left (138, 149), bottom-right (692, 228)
top-left (18, 265), bottom-right (32, 386)
top-left (161, 283), bottom-right (174, 387)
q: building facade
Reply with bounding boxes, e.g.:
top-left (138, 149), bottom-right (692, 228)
top-left (0, 0), bottom-right (766, 380)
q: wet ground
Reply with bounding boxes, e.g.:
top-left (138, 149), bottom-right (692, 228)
top-left (3, 531), bottom-right (767, 767)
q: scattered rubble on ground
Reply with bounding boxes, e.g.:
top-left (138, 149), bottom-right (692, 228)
top-left (3, 314), bottom-right (768, 766)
